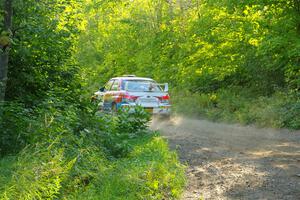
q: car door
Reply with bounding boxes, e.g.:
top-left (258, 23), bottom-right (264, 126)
top-left (102, 79), bottom-right (115, 111)
top-left (109, 79), bottom-right (121, 110)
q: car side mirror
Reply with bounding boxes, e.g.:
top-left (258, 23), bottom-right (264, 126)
top-left (99, 87), bottom-right (105, 92)
top-left (164, 83), bottom-right (169, 92)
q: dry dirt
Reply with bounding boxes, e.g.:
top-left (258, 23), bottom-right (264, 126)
top-left (151, 116), bottom-right (300, 200)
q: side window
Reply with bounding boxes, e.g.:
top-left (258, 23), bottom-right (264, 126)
top-left (105, 80), bottom-right (114, 91)
top-left (111, 80), bottom-right (120, 91)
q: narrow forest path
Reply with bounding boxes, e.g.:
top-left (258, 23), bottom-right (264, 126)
top-left (151, 116), bottom-right (300, 200)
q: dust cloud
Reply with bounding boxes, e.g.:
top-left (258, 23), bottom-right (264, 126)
top-left (151, 115), bottom-right (300, 200)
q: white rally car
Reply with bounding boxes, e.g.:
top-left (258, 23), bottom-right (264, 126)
top-left (93, 75), bottom-right (171, 116)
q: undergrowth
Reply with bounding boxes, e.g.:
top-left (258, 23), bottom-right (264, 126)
top-left (0, 101), bottom-right (185, 199)
top-left (173, 88), bottom-right (300, 130)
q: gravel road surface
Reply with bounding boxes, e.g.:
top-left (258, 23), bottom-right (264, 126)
top-left (151, 116), bottom-right (300, 200)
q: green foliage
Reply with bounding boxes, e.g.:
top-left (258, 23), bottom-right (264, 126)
top-left (94, 107), bottom-right (151, 158)
top-left (76, 0), bottom-right (299, 129)
top-left (0, 102), bottom-right (32, 156)
top-left (279, 94), bottom-right (300, 129)
top-left (78, 0), bottom-right (299, 92)
top-left (1, 147), bottom-right (74, 200)
top-left (117, 106), bottom-right (151, 133)
top-left (6, 0), bottom-right (86, 104)
top-left (0, 99), bottom-right (185, 199)
top-left (1, 1), bottom-right (186, 199)
top-left (66, 136), bottom-right (185, 200)
top-left (2, 0), bottom-right (300, 199)
top-left (173, 89), bottom-right (300, 129)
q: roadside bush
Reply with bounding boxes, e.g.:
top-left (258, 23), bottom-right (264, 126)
top-left (0, 102), bottom-right (33, 156)
top-left (280, 97), bottom-right (300, 129)
top-left (0, 99), bottom-right (103, 199)
top-left (0, 99), bottom-right (186, 199)
top-left (69, 136), bottom-right (186, 200)
top-left (96, 107), bottom-right (151, 158)
top-left (172, 89), bottom-right (300, 129)
top-left (172, 91), bottom-right (215, 118)
top-left (117, 107), bottom-right (151, 133)
top-left (0, 144), bottom-right (74, 200)
top-left (0, 135), bottom-right (108, 200)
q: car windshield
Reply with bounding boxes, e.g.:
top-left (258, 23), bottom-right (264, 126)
top-left (121, 80), bottom-right (162, 92)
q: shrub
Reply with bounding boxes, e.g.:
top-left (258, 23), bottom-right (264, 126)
top-left (71, 136), bottom-right (186, 200)
top-left (95, 107), bottom-right (152, 159)
top-left (172, 89), bottom-right (300, 129)
top-left (0, 102), bottom-right (33, 156)
top-left (0, 144), bottom-right (75, 200)
top-left (0, 99), bottom-right (186, 199)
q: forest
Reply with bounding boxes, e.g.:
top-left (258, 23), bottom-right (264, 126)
top-left (0, 0), bottom-right (299, 199)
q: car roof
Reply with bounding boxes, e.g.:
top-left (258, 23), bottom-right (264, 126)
top-left (112, 77), bottom-right (154, 81)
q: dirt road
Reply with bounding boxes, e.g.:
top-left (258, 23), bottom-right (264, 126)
top-left (151, 116), bottom-right (300, 200)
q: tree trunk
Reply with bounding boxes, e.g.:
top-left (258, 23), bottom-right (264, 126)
top-left (0, 0), bottom-right (13, 101)
top-left (0, 52), bottom-right (8, 101)
top-left (295, 0), bottom-right (300, 14)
